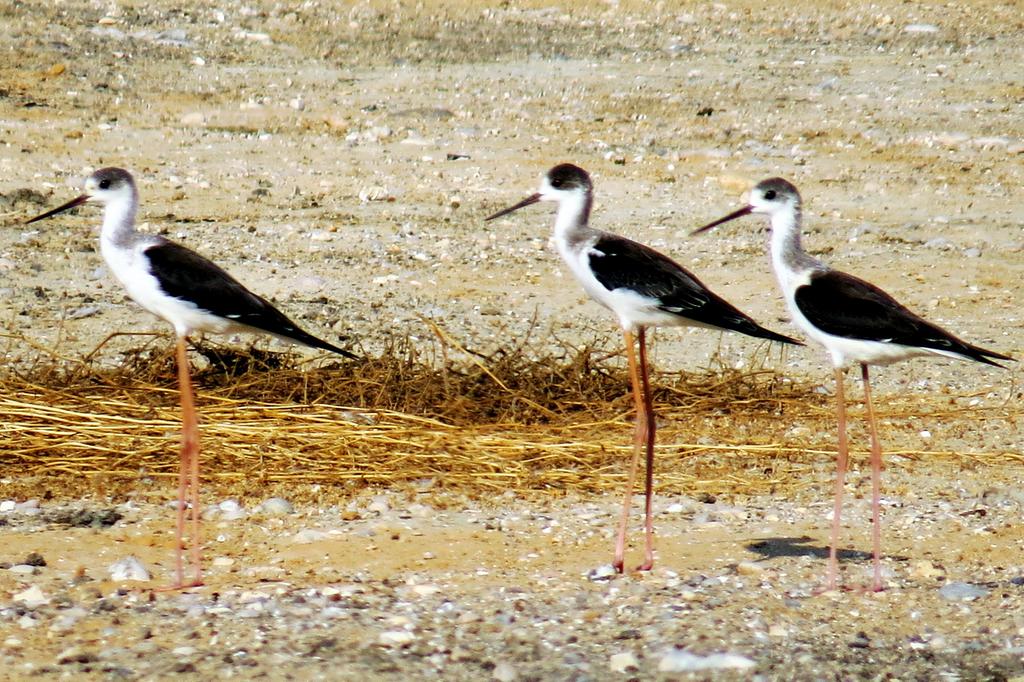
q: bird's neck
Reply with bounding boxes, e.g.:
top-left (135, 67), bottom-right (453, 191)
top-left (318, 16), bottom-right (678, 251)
top-left (99, 193), bottom-right (139, 249)
top-left (552, 190), bottom-right (593, 246)
top-left (769, 205), bottom-right (820, 290)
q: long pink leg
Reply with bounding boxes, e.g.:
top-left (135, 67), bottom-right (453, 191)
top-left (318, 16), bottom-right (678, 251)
top-left (613, 329), bottom-right (646, 573)
top-left (826, 366), bottom-right (850, 591)
top-left (861, 363), bottom-right (884, 592)
top-left (170, 336), bottom-right (202, 589)
top-left (636, 328), bottom-right (656, 571)
top-left (172, 426), bottom-right (188, 587)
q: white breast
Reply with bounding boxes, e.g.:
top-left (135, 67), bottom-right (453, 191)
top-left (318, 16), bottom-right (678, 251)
top-left (556, 239), bottom-right (698, 332)
top-left (99, 237), bottom-right (237, 338)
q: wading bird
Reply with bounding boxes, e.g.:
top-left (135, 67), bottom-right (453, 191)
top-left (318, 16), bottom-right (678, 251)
top-left (28, 167), bottom-right (355, 588)
top-left (694, 177), bottom-right (1011, 591)
top-left (487, 164), bottom-right (799, 573)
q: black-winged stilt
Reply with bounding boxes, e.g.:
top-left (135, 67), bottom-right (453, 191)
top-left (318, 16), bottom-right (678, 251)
top-left (27, 167), bottom-right (355, 588)
top-left (695, 177), bottom-right (1011, 591)
top-left (487, 164), bottom-right (800, 573)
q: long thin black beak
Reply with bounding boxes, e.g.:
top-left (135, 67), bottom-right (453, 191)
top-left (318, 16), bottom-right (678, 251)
top-left (692, 205), bottom-right (753, 235)
top-left (485, 193), bottom-right (541, 221)
top-left (25, 194), bottom-right (90, 224)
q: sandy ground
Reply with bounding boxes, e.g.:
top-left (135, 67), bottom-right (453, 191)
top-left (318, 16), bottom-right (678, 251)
top-left (1, 0), bottom-right (1023, 679)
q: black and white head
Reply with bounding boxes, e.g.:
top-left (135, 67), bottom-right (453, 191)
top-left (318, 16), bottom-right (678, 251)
top-left (485, 163), bottom-right (593, 221)
top-left (539, 163), bottom-right (592, 201)
top-left (692, 177), bottom-right (801, 234)
top-left (747, 178), bottom-right (801, 217)
top-left (26, 167), bottom-right (137, 224)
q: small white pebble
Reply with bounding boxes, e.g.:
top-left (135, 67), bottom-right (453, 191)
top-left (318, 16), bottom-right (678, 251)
top-left (256, 497), bottom-right (294, 516)
top-left (492, 661), bottom-right (517, 682)
top-left (108, 556), bottom-right (151, 582)
top-left (12, 585), bottom-right (48, 608)
top-left (378, 630), bottom-right (415, 646)
top-left (609, 651), bottom-right (639, 672)
top-left (412, 584), bottom-right (441, 597)
top-left (292, 529), bottom-right (328, 544)
top-left (8, 564), bottom-right (37, 575)
top-left (658, 649), bottom-right (755, 672)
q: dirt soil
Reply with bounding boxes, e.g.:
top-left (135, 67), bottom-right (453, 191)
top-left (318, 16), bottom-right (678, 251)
top-left (0, 0), bottom-right (1023, 680)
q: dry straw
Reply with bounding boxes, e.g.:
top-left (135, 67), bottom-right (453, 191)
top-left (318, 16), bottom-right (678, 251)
top-left (0, 328), bottom-right (1018, 502)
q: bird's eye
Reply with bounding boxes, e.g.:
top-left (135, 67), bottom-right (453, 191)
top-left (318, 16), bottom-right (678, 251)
top-left (99, 179), bottom-right (111, 190)
top-left (550, 178), bottom-right (563, 188)
top-left (764, 189), bottom-right (777, 200)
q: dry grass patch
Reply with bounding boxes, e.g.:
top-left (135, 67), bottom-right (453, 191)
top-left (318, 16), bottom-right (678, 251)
top-left (0, 330), bottom-right (1018, 503)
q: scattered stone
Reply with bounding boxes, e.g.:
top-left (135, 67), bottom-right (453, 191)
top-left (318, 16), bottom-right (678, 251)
top-left (909, 560), bottom-right (945, 581)
top-left (736, 561), bottom-right (764, 576)
top-left (13, 585), bottom-right (48, 608)
top-left (217, 499), bottom-right (246, 520)
top-left (255, 497), bottom-right (294, 516)
top-left (56, 646), bottom-right (99, 665)
top-left (492, 661), bottom-right (517, 682)
top-left (46, 507), bottom-right (123, 528)
top-left (180, 112), bottom-right (206, 126)
top-left (49, 608), bottom-right (87, 634)
top-left (658, 649), bottom-right (756, 672)
top-left (378, 630), bottom-right (415, 646)
top-left (244, 565), bottom-right (287, 580)
top-left (849, 631), bottom-right (871, 649)
top-left (923, 237), bottom-right (953, 250)
top-left (358, 186), bottom-right (392, 202)
top-left (9, 564), bottom-right (39, 575)
top-left (609, 651), bottom-right (639, 672)
top-left (236, 30), bottom-right (272, 43)
top-left (411, 584), bottom-right (441, 597)
top-left (938, 582), bottom-right (990, 601)
top-left (587, 564), bottom-right (617, 581)
top-left (23, 552), bottom-right (46, 567)
top-left (67, 305), bottom-right (100, 320)
top-left (108, 556), bottom-right (151, 582)
top-left (292, 528), bottom-right (328, 544)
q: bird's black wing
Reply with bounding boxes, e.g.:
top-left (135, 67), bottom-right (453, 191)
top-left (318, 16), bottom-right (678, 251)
top-left (588, 235), bottom-right (800, 345)
top-left (144, 241), bottom-right (355, 358)
top-left (795, 270), bottom-right (1009, 365)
